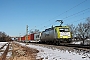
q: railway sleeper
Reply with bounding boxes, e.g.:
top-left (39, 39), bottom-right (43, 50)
top-left (0, 43), bottom-right (9, 60)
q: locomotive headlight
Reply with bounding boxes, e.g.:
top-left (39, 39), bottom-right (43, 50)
top-left (60, 36), bottom-right (63, 38)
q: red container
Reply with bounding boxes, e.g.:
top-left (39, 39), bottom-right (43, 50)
top-left (18, 37), bottom-right (20, 40)
top-left (28, 35), bottom-right (31, 40)
top-left (20, 34), bottom-right (34, 41)
top-left (31, 34), bottom-right (34, 40)
top-left (21, 37), bottom-right (25, 40)
top-left (27, 34), bottom-right (34, 40)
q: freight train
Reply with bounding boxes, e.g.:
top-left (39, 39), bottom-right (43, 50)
top-left (18, 25), bottom-right (72, 45)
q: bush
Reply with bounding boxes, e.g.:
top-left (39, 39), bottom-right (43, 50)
top-left (0, 31), bottom-right (12, 42)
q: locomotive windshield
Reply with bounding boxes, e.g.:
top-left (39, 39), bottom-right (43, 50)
top-left (59, 28), bottom-right (69, 32)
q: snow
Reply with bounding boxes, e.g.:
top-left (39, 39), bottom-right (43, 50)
top-left (17, 42), bottom-right (90, 60)
top-left (71, 40), bottom-right (90, 45)
top-left (0, 42), bottom-right (8, 51)
top-left (0, 42), bottom-right (8, 56)
top-left (0, 42), bottom-right (13, 58)
top-left (0, 42), bottom-right (8, 48)
top-left (71, 41), bottom-right (82, 44)
top-left (1, 41), bottom-right (89, 60)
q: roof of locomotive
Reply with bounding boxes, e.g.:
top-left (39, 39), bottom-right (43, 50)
top-left (42, 26), bottom-right (69, 32)
top-left (55, 25), bottom-right (69, 28)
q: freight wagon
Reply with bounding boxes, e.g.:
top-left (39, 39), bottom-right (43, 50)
top-left (24, 34), bottom-right (34, 42)
top-left (18, 33), bottom-right (41, 43)
top-left (28, 33), bottom-right (41, 42)
top-left (33, 33), bottom-right (41, 42)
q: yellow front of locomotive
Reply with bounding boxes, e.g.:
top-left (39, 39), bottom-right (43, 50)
top-left (55, 26), bottom-right (72, 42)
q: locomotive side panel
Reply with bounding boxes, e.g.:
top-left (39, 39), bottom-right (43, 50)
top-left (48, 29), bottom-right (55, 40)
top-left (41, 28), bottom-right (55, 41)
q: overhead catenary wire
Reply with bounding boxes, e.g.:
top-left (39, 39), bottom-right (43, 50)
top-left (38, 0), bottom-right (88, 27)
top-left (41, 17), bottom-right (88, 30)
top-left (64, 10), bottom-right (90, 25)
top-left (67, 9), bottom-right (90, 24)
top-left (40, 7), bottom-right (90, 30)
top-left (62, 8), bottom-right (90, 20)
top-left (30, 0), bottom-right (88, 31)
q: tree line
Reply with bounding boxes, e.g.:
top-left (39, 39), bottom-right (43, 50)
top-left (68, 17), bottom-right (90, 44)
top-left (0, 32), bottom-right (12, 42)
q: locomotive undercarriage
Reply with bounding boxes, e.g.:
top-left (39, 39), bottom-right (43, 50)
top-left (40, 38), bottom-right (72, 45)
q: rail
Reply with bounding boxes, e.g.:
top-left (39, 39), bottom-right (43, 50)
top-left (0, 43), bottom-right (9, 60)
top-left (0, 43), bottom-right (8, 50)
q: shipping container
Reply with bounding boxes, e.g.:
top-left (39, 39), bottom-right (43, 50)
top-left (28, 35), bottom-right (31, 40)
top-left (18, 37), bottom-right (19, 40)
top-left (25, 35), bottom-right (30, 40)
top-left (24, 34), bottom-right (34, 41)
top-left (34, 33), bottom-right (41, 41)
top-left (18, 34), bottom-right (35, 42)
top-left (31, 34), bottom-right (34, 40)
top-left (21, 37), bottom-right (25, 40)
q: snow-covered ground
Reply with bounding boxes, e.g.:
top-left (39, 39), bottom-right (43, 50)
top-left (0, 41), bottom-right (89, 60)
top-left (0, 42), bottom-right (12, 56)
top-left (17, 42), bottom-right (90, 60)
top-left (0, 42), bottom-right (8, 48)
top-left (0, 42), bottom-right (8, 56)
top-left (71, 41), bottom-right (82, 44)
top-left (71, 39), bottom-right (90, 45)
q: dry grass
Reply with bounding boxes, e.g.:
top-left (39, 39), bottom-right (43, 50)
top-left (8, 42), bottom-right (39, 60)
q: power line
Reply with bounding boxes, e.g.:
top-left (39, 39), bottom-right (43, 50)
top-left (63, 9), bottom-right (90, 25)
top-left (38, 0), bottom-right (88, 26)
top-left (30, 0), bottom-right (88, 31)
top-left (64, 9), bottom-right (90, 21)
top-left (40, 7), bottom-right (90, 29)
top-left (63, 8), bottom-right (90, 19)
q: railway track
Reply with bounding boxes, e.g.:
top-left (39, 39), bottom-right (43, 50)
top-left (66, 44), bottom-right (90, 49)
top-left (32, 41), bottom-right (90, 50)
top-left (0, 43), bottom-right (8, 50)
top-left (0, 43), bottom-right (10, 60)
top-left (28, 42), bottom-right (90, 54)
top-left (59, 43), bottom-right (90, 49)
top-left (39, 40), bottom-right (90, 49)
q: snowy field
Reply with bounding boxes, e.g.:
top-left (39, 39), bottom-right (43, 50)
top-left (0, 41), bottom-right (90, 60)
top-left (71, 39), bottom-right (90, 45)
top-left (0, 42), bottom-right (8, 56)
top-left (0, 42), bottom-right (8, 48)
top-left (16, 42), bottom-right (90, 60)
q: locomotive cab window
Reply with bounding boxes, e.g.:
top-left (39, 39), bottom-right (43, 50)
top-left (59, 28), bottom-right (69, 32)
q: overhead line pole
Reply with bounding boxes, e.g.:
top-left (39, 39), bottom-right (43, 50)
top-left (26, 25), bottom-right (28, 44)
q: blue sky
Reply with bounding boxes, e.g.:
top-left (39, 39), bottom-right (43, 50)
top-left (0, 0), bottom-right (90, 36)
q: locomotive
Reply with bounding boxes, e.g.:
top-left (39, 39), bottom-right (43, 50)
top-left (40, 26), bottom-right (72, 45)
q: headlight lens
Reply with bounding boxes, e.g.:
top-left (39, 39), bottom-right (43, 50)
top-left (60, 36), bottom-right (63, 38)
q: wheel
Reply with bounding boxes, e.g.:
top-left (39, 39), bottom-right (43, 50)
top-left (56, 40), bottom-right (60, 46)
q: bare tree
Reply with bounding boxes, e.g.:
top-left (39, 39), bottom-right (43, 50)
top-left (67, 24), bottom-right (77, 38)
top-left (76, 18), bottom-right (90, 44)
top-left (0, 31), bottom-right (11, 42)
top-left (67, 17), bottom-right (90, 44)
top-left (86, 17), bottom-right (90, 38)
